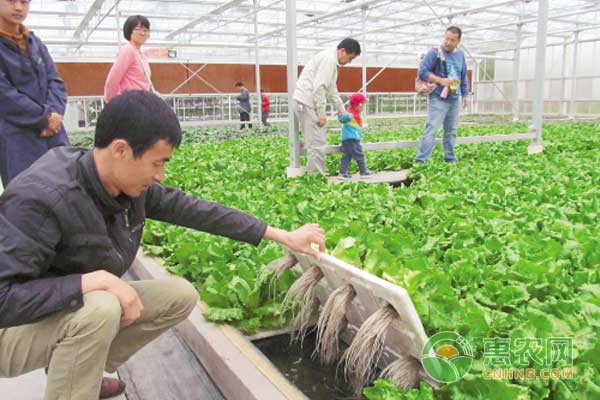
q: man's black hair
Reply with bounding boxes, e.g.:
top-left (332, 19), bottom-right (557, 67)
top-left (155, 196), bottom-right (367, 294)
top-left (234, 80), bottom-right (244, 87)
top-left (123, 15), bottom-right (150, 41)
top-left (337, 38), bottom-right (361, 56)
top-left (446, 26), bottom-right (462, 40)
top-left (95, 91), bottom-right (182, 158)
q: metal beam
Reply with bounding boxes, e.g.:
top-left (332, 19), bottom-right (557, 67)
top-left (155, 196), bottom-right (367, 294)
top-left (560, 37), bottom-right (568, 115)
top-left (28, 24), bottom-right (257, 38)
top-left (32, 0), bottom-right (600, 68)
top-left (43, 37), bottom-right (513, 61)
top-left (371, 6), bottom-right (600, 51)
top-left (285, 0), bottom-right (301, 176)
top-left (186, 0), bottom-right (284, 43)
top-left (569, 30), bottom-right (580, 118)
top-left (349, 25), bottom-right (557, 52)
top-left (254, 0), bottom-right (262, 124)
top-left (362, 5), bottom-right (368, 118)
top-left (483, 35), bottom-right (600, 54)
top-left (462, 6), bottom-right (600, 35)
top-left (115, 3), bottom-right (122, 45)
top-left (473, 62), bottom-right (479, 114)
top-left (165, 0), bottom-right (247, 40)
top-left (168, 64), bottom-right (215, 94)
top-left (512, 23), bottom-right (522, 121)
top-left (73, 0), bottom-right (121, 42)
top-left (253, 0), bottom-right (388, 42)
top-left (319, 133), bottom-right (535, 154)
top-left (364, 0), bottom-right (521, 36)
top-left (531, 0), bottom-right (548, 146)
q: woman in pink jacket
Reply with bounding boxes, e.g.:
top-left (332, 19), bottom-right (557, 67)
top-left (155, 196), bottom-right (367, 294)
top-left (104, 15), bottom-right (167, 103)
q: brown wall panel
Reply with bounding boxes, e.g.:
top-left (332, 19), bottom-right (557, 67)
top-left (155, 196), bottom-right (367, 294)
top-left (55, 62), bottom-right (472, 97)
top-left (56, 63), bottom-right (111, 96)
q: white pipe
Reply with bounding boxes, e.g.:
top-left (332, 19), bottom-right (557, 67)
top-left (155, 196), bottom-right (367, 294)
top-left (254, 0), bottom-right (388, 42)
top-left (165, 0), bottom-right (246, 40)
top-left (254, 0), bottom-right (262, 125)
top-left (560, 38), bottom-right (568, 115)
top-left (362, 5), bottom-right (368, 118)
top-left (482, 35), bottom-right (600, 53)
top-left (512, 24), bottom-right (522, 121)
top-left (371, 8), bottom-right (600, 51)
top-left (43, 37), bottom-right (515, 60)
top-left (569, 30), bottom-right (579, 118)
top-left (114, 3), bottom-right (121, 46)
top-left (531, 0), bottom-right (549, 145)
top-left (286, 0), bottom-right (300, 171)
top-left (365, 0), bottom-right (521, 35)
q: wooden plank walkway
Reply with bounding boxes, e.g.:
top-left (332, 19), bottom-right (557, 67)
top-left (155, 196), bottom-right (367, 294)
top-left (117, 271), bottom-right (224, 400)
top-left (328, 169), bottom-right (410, 185)
top-left (118, 329), bottom-right (223, 400)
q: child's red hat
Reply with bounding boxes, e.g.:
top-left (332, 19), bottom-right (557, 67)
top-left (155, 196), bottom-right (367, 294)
top-left (349, 93), bottom-right (367, 106)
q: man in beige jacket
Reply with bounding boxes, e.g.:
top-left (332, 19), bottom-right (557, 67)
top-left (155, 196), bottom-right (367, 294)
top-left (293, 38), bottom-right (361, 174)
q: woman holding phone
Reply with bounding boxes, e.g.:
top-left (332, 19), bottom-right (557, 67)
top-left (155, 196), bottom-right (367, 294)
top-left (104, 15), bottom-right (175, 103)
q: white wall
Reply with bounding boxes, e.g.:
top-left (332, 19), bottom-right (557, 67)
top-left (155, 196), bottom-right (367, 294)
top-left (475, 39), bottom-right (600, 115)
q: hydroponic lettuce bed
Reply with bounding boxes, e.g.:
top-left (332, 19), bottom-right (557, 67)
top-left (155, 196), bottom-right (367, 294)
top-left (141, 122), bottom-right (599, 400)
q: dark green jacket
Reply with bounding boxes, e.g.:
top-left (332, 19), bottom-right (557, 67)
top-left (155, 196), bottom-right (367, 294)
top-left (0, 147), bottom-right (267, 328)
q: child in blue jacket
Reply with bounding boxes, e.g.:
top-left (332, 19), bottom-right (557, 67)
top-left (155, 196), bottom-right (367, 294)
top-left (0, 0), bottom-right (69, 187)
top-left (338, 93), bottom-right (372, 178)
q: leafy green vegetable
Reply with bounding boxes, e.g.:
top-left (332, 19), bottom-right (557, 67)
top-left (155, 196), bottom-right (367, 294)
top-left (137, 120), bottom-right (600, 399)
top-left (364, 380), bottom-right (434, 400)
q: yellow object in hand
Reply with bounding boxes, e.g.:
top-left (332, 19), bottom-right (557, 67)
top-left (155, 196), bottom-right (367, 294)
top-left (450, 79), bottom-right (460, 94)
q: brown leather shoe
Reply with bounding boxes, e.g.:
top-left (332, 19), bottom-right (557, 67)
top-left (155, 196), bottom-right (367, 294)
top-left (99, 377), bottom-right (126, 399)
top-left (44, 368), bottom-right (125, 398)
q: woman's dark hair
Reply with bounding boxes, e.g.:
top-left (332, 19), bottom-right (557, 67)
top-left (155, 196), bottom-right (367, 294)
top-left (446, 26), bottom-right (462, 40)
top-left (95, 91), bottom-right (182, 158)
top-left (123, 15), bottom-right (150, 41)
top-left (234, 80), bottom-right (244, 87)
top-left (337, 38), bottom-right (361, 56)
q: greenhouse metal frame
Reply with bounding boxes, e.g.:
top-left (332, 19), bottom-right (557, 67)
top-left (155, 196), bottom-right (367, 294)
top-left (29, 0), bottom-right (600, 172)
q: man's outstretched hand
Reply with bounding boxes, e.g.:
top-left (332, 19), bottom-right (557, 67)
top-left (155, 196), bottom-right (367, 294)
top-left (264, 224), bottom-right (326, 259)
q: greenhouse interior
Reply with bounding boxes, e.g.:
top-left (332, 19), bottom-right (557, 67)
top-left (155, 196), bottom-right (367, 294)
top-left (0, 0), bottom-right (598, 399)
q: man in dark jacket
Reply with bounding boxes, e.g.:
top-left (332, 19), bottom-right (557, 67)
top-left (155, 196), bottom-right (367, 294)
top-left (235, 80), bottom-right (252, 130)
top-left (0, 91), bottom-right (325, 399)
top-left (0, 0), bottom-right (69, 187)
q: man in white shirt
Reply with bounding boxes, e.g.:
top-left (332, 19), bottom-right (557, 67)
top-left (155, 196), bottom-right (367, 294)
top-left (293, 38), bottom-right (361, 174)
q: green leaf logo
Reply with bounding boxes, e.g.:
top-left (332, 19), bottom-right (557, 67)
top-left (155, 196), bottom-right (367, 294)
top-left (422, 331), bottom-right (474, 383)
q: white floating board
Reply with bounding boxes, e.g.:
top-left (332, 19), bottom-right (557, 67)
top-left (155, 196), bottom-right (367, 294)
top-left (290, 250), bottom-right (433, 384)
top-left (327, 169), bottom-right (410, 185)
top-left (527, 144), bottom-right (545, 155)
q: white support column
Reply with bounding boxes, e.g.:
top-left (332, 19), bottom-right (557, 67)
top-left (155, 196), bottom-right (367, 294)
top-left (115, 3), bottom-right (121, 45)
top-left (569, 30), bottom-right (580, 118)
top-left (286, 0), bottom-right (302, 176)
top-left (361, 5), bottom-right (368, 119)
top-left (529, 0), bottom-right (548, 154)
top-left (512, 23), bottom-right (522, 122)
top-left (473, 63), bottom-right (479, 114)
top-left (253, 0), bottom-right (262, 125)
top-left (560, 38), bottom-right (568, 115)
